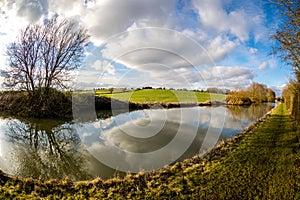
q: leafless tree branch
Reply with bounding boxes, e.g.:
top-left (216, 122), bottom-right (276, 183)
top-left (3, 17), bottom-right (89, 92)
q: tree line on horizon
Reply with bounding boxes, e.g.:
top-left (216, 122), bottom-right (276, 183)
top-left (95, 87), bottom-right (231, 94)
top-left (227, 82), bottom-right (276, 105)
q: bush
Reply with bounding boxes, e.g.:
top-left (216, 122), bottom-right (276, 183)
top-left (0, 88), bottom-right (72, 118)
top-left (226, 95), bottom-right (252, 105)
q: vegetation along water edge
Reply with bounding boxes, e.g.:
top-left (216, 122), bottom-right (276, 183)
top-left (0, 88), bottom-right (225, 119)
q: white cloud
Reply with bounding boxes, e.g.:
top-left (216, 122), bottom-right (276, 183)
top-left (47, 0), bottom-right (84, 17)
top-left (74, 63), bottom-right (255, 90)
top-left (81, 0), bottom-right (177, 44)
top-left (93, 28), bottom-right (243, 89)
top-left (72, 69), bottom-right (120, 90)
top-left (267, 58), bottom-right (278, 69)
top-left (0, 0), bottom-right (46, 23)
top-left (249, 48), bottom-right (258, 54)
top-left (199, 66), bottom-right (254, 88)
top-left (192, 0), bottom-right (249, 41)
top-left (271, 84), bottom-right (286, 96)
top-left (206, 36), bottom-right (237, 62)
top-left (91, 60), bottom-right (115, 75)
top-left (100, 28), bottom-right (238, 71)
top-left (16, 0), bottom-right (44, 22)
top-left (101, 28), bottom-right (213, 69)
top-left (258, 61), bottom-right (267, 70)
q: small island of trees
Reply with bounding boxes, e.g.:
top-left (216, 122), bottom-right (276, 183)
top-left (226, 82), bottom-right (276, 105)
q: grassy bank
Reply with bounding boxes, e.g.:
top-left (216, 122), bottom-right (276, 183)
top-left (0, 103), bottom-right (299, 199)
top-left (96, 89), bottom-right (226, 103)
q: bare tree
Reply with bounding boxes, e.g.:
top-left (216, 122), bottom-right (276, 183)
top-left (247, 82), bottom-right (268, 103)
top-left (3, 17), bottom-right (89, 92)
top-left (272, 0), bottom-right (300, 76)
top-left (272, 0), bottom-right (300, 121)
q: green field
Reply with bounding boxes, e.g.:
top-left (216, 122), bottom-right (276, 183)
top-left (96, 89), bottom-right (225, 103)
top-left (0, 103), bottom-right (299, 199)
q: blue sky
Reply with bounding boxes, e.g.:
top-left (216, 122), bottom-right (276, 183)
top-left (0, 0), bottom-right (292, 95)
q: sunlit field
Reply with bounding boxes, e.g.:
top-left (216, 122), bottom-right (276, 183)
top-left (96, 89), bottom-right (225, 103)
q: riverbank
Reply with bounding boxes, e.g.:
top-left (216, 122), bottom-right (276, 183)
top-left (0, 103), bottom-right (299, 199)
top-left (0, 89), bottom-right (272, 119)
top-left (0, 90), bottom-right (148, 118)
top-left (0, 89), bottom-right (226, 118)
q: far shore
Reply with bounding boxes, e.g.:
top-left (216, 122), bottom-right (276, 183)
top-left (0, 89), bottom-right (272, 119)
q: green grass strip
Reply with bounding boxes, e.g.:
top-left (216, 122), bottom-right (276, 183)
top-left (0, 103), bottom-right (299, 199)
top-left (96, 89), bottom-right (225, 103)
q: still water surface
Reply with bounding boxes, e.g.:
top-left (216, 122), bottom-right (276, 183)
top-left (0, 104), bottom-right (274, 181)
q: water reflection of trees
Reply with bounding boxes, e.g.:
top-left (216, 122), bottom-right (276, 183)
top-left (6, 119), bottom-right (93, 181)
top-left (226, 103), bottom-right (274, 121)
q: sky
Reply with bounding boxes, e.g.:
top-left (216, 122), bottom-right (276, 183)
top-left (0, 0), bottom-right (292, 95)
